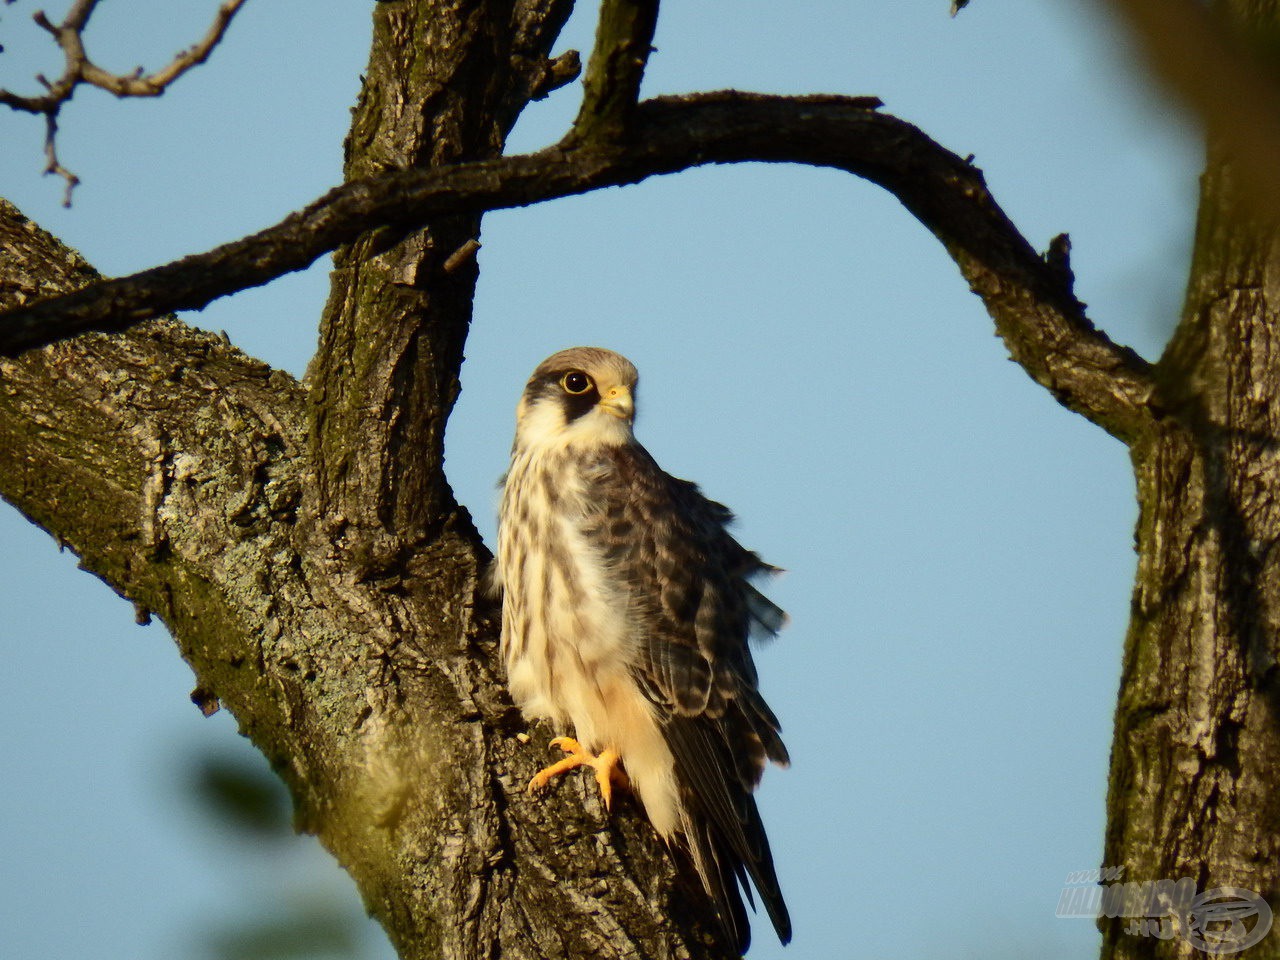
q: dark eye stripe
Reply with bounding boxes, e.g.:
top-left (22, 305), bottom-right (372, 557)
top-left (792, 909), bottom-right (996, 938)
top-left (531, 370), bottom-right (602, 423)
top-left (563, 384), bottom-right (599, 422)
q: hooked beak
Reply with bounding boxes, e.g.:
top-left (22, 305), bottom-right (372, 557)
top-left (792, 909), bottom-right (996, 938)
top-left (599, 384), bottom-right (634, 421)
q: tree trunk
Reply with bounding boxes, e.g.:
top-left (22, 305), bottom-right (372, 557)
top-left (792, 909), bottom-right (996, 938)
top-left (0, 2), bottom-right (734, 958)
top-left (1102, 6), bottom-right (1280, 957)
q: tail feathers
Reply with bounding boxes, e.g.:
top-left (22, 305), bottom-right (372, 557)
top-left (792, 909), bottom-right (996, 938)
top-left (681, 789), bottom-right (792, 953)
top-left (663, 716), bottom-right (790, 951)
top-left (685, 814), bottom-right (752, 952)
top-left (738, 797), bottom-right (791, 945)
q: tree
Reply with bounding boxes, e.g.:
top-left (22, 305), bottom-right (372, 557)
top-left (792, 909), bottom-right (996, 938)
top-left (2, 1), bottom-right (1275, 958)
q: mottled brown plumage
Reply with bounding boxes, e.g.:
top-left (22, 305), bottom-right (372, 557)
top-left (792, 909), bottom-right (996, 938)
top-left (492, 347), bottom-right (790, 952)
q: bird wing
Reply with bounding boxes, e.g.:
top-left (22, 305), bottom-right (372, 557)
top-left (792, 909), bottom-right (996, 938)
top-left (579, 442), bottom-right (791, 951)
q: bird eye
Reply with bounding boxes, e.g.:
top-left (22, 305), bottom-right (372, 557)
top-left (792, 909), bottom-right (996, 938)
top-left (561, 371), bottom-right (593, 395)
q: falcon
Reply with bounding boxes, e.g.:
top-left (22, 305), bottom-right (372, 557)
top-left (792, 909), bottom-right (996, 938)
top-left (491, 346), bottom-right (791, 952)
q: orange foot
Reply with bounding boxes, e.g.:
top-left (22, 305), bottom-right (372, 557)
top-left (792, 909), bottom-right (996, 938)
top-left (528, 736), bottom-right (630, 810)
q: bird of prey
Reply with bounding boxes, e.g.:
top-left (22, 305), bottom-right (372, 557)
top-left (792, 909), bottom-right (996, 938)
top-left (491, 346), bottom-right (791, 952)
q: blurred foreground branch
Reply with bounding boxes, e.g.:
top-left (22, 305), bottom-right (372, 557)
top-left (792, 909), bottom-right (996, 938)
top-left (1107, 0), bottom-right (1280, 215)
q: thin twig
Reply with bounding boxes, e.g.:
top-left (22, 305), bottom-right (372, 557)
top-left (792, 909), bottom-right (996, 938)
top-left (81, 0), bottom-right (247, 97)
top-left (42, 113), bottom-right (80, 207)
top-left (61, 0), bottom-right (100, 33)
top-left (0, 1), bottom-right (248, 200)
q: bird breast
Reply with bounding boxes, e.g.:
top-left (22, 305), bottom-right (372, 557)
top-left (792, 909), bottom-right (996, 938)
top-left (497, 448), bottom-right (682, 836)
top-left (497, 449), bottom-right (632, 727)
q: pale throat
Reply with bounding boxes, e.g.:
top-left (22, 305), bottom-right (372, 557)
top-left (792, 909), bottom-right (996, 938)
top-left (515, 396), bottom-right (635, 453)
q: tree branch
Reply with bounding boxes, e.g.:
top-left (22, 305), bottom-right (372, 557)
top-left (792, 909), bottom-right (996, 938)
top-left (5, 0), bottom-right (247, 110)
top-left (0, 199), bottom-right (314, 844)
top-left (509, 0), bottom-right (581, 110)
top-left (0, 90), bottom-right (1156, 443)
top-left (0, 0), bottom-right (247, 202)
top-left (0, 4), bottom-right (1160, 954)
top-left (572, 0), bottom-right (660, 141)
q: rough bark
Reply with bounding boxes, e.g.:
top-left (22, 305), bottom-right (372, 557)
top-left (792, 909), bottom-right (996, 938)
top-left (309, 0), bottom-right (574, 547)
top-left (1100, 172), bottom-right (1280, 958)
top-left (1100, 3), bottom-right (1280, 956)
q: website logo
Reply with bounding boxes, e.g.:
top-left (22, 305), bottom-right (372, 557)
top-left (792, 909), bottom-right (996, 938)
top-left (1056, 868), bottom-right (1272, 954)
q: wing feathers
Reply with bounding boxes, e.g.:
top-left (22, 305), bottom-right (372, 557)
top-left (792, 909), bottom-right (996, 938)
top-left (578, 443), bottom-right (791, 948)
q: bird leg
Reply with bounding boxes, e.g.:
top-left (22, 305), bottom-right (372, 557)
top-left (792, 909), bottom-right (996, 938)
top-left (528, 736), bottom-right (630, 810)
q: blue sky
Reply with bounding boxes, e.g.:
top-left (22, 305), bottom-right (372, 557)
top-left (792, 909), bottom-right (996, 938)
top-left (0, 2), bottom-right (1199, 958)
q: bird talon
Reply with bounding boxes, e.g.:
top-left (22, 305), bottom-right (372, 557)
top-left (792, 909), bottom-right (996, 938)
top-left (594, 748), bottom-right (628, 811)
top-left (526, 738), bottom-right (628, 810)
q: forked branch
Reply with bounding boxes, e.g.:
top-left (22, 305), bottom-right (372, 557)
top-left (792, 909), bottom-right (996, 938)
top-left (0, 0), bottom-right (248, 203)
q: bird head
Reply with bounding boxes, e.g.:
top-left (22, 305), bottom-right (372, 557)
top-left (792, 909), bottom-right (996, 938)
top-left (514, 347), bottom-right (639, 451)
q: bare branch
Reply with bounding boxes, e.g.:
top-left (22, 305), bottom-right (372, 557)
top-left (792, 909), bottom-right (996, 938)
top-left (0, 91), bottom-right (1156, 443)
top-left (82, 0), bottom-right (248, 97)
top-left (61, 0), bottom-right (99, 33)
top-left (3, 1), bottom-right (246, 110)
top-left (0, 0), bottom-right (248, 198)
top-left (572, 0), bottom-right (660, 141)
top-left (508, 0), bottom-right (579, 107)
